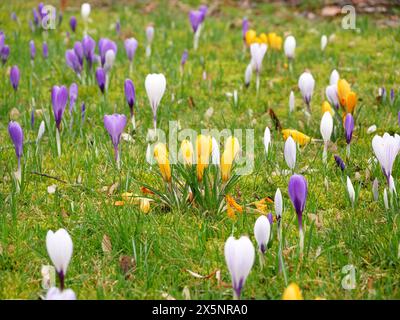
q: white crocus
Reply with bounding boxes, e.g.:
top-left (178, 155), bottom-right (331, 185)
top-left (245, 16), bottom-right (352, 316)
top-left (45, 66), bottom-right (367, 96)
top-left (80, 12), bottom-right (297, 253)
top-left (224, 236), bottom-right (255, 299)
top-left (372, 178), bottom-right (379, 201)
top-left (289, 90), bottom-right (295, 113)
top-left (346, 176), bottom-right (355, 206)
top-left (383, 188), bottom-right (389, 210)
top-left (263, 127), bottom-right (271, 156)
top-left (320, 111), bottom-right (333, 163)
top-left (145, 73), bottom-right (166, 130)
top-left (46, 229), bottom-right (73, 278)
top-left (46, 287), bottom-right (76, 300)
top-left (274, 188), bottom-right (283, 220)
top-left (211, 137), bottom-right (220, 165)
top-left (250, 43), bottom-right (267, 93)
top-left (325, 84), bottom-right (339, 109)
top-left (284, 35), bottom-right (296, 60)
top-left (146, 25), bottom-right (154, 57)
top-left (284, 136), bottom-right (296, 170)
top-left (254, 216), bottom-right (271, 254)
top-left (372, 133), bottom-right (400, 184)
top-left (104, 50), bottom-right (115, 73)
top-left (36, 120), bottom-right (45, 144)
top-left (244, 63), bottom-right (252, 88)
top-left (81, 3), bottom-right (91, 35)
top-left (321, 35), bottom-right (328, 51)
top-left (330, 69), bottom-right (340, 85)
top-left (298, 71), bottom-right (315, 114)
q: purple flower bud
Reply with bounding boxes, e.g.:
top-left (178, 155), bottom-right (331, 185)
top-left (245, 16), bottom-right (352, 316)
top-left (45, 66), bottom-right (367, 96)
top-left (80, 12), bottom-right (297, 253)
top-left (82, 35), bottom-right (96, 69)
top-left (242, 18), bottom-right (249, 41)
top-left (116, 21), bottom-right (121, 35)
top-left (334, 155), bottom-right (346, 171)
top-left (180, 49), bottom-right (188, 67)
top-left (31, 109), bottom-right (35, 128)
top-left (42, 42), bottom-right (48, 59)
top-left (10, 65), bottom-right (20, 91)
top-left (11, 12), bottom-right (17, 22)
top-left (8, 121), bottom-right (24, 160)
top-left (1, 45), bottom-right (10, 64)
top-left (390, 89), bottom-right (395, 105)
top-left (38, 3), bottom-right (45, 19)
top-left (81, 102), bottom-right (86, 123)
top-left (96, 68), bottom-right (106, 94)
top-left (33, 9), bottom-right (39, 26)
top-left (344, 113), bottom-right (354, 145)
top-left (98, 38), bottom-right (117, 67)
top-left (124, 38), bottom-right (138, 62)
top-left (104, 114), bottom-right (127, 161)
top-left (267, 213), bottom-right (273, 225)
top-left (0, 33), bottom-right (4, 51)
top-left (69, 83), bottom-right (78, 114)
top-left (65, 49), bottom-right (82, 75)
top-left (51, 85), bottom-right (68, 130)
top-left (69, 16), bottom-right (77, 32)
top-left (288, 174), bottom-right (308, 231)
top-left (189, 10), bottom-right (203, 33)
top-left (124, 79), bottom-right (135, 116)
top-left (29, 40), bottom-right (35, 61)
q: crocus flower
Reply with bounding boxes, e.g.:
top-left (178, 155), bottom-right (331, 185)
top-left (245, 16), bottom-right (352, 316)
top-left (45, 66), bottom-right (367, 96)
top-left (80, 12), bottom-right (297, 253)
top-left (250, 43), bottom-right (267, 93)
top-left (334, 155), bottom-right (345, 171)
top-left (104, 49), bottom-right (115, 74)
top-left (254, 215), bottom-right (271, 254)
top-left (390, 89), bottom-right (395, 105)
top-left (73, 41), bottom-right (84, 66)
top-left (81, 102), bottom-right (86, 123)
top-left (1, 45), bottom-right (10, 64)
top-left (282, 283), bottom-right (303, 300)
top-left (115, 20), bottom-right (121, 35)
top-left (221, 136), bottom-right (240, 182)
top-left (346, 176), bottom-right (355, 206)
top-left (33, 9), bottom-right (39, 26)
top-left (180, 139), bottom-right (194, 166)
top-left (8, 121), bottom-right (23, 173)
top-left (153, 142), bottom-right (171, 182)
top-left (263, 127), bottom-right (271, 155)
top-left (282, 129), bottom-right (311, 146)
top-left (274, 188), bottom-right (283, 220)
top-left (29, 40), bottom-right (35, 61)
top-left (0, 33), bottom-right (4, 52)
top-left (284, 35), bottom-right (296, 60)
top-left (372, 133), bottom-right (400, 184)
top-left (321, 35), bottom-right (328, 51)
top-left (145, 25), bottom-right (154, 57)
top-left (189, 10), bottom-right (203, 34)
top-left (196, 134), bottom-right (213, 181)
top-left (224, 236), bottom-right (255, 299)
top-left (69, 16), bottom-right (77, 32)
top-left (38, 2), bottom-right (45, 19)
top-left (124, 79), bottom-right (136, 129)
top-left (65, 49), bottom-right (82, 76)
top-left (82, 35), bottom-right (96, 69)
top-left (344, 113), bottom-right (354, 158)
top-left (284, 136), bottom-right (296, 170)
top-left (69, 83), bottom-right (78, 114)
top-left (98, 38), bottom-right (117, 67)
top-left (244, 63), bottom-right (252, 88)
top-left (104, 114), bottom-right (127, 167)
top-left (288, 174), bottom-right (308, 253)
top-left (124, 37), bottom-right (138, 71)
top-left (51, 85), bottom-right (68, 157)
top-left (289, 91), bottom-right (295, 112)
top-left (42, 42), bottom-right (48, 59)
top-left (11, 12), bottom-right (17, 22)
top-left (10, 65), bottom-right (20, 91)
top-left (46, 229), bottom-right (73, 290)
top-left (211, 137), bottom-right (220, 165)
top-left (372, 178), bottom-right (379, 201)
top-left (180, 50), bottom-right (188, 72)
top-left (330, 69), bottom-right (340, 85)
top-left (326, 84), bottom-right (339, 109)
top-left (46, 287), bottom-right (76, 300)
top-left (96, 67), bottom-right (106, 94)
top-left (320, 111), bottom-right (333, 163)
top-left (145, 73), bottom-right (166, 129)
top-left (298, 71), bottom-right (315, 114)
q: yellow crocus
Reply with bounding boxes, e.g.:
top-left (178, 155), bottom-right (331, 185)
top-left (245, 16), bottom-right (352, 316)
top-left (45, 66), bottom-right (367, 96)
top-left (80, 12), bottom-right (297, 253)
top-left (346, 91), bottom-right (357, 113)
top-left (282, 129), bottom-right (311, 146)
top-left (154, 142), bottom-right (172, 183)
top-left (268, 33), bottom-right (282, 50)
top-left (196, 135), bottom-right (212, 182)
top-left (180, 139), bottom-right (194, 166)
top-left (221, 137), bottom-right (240, 182)
top-left (338, 79), bottom-right (351, 107)
top-left (259, 33), bottom-right (268, 44)
top-left (224, 136), bottom-right (240, 159)
top-left (282, 283), bottom-right (303, 300)
top-left (322, 101), bottom-right (333, 115)
top-left (245, 29), bottom-right (257, 46)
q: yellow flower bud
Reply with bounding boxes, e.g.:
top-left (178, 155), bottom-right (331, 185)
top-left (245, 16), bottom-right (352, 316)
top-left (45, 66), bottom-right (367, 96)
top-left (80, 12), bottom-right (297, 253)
top-left (180, 139), bottom-right (194, 166)
top-left (338, 79), bottom-right (351, 107)
top-left (196, 135), bottom-right (212, 182)
top-left (282, 283), bottom-right (303, 300)
top-left (322, 101), bottom-right (333, 115)
top-left (245, 29), bottom-right (257, 46)
top-left (154, 143), bottom-right (172, 183)
top-left (282, 129), bottom-right (311, 146)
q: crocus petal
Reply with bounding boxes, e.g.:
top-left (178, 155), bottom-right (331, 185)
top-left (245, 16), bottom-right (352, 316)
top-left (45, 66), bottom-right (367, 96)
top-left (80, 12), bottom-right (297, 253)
top-left (46, 229), bottom-right (73, 275)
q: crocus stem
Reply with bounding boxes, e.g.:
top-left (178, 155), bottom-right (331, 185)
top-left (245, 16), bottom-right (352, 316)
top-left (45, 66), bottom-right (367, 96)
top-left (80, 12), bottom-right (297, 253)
top-left (346, 144), bottom-right (351, 160)
top-left (114, 146), bottom-right (120, 170)
top-left (146, 44), bottom-right (151, 57)
top-left (194, 29), bottom-right (200, 51)
top-left (256, 72), bottom-right (260, 96)
top-left (131, 114), bottom-right (136, 131)
top-left (323, 141), bottom-right (328, 164)
top-left (233, 290), bottom-right (240, 300)
top-left (153, 115), bottom-right (157, 131)
top-left (259, 251), bottom-right (265, 270)
top-left (277, 221), bottom-right (288, 285)
top-left (299, 227), bottom-right (304, 257)
top-left (129, 61), bottom-right (133, 75)
top-left (58, 271), bottom-right (64, 291)
top-left (56, 127), bottom-right (61, 157)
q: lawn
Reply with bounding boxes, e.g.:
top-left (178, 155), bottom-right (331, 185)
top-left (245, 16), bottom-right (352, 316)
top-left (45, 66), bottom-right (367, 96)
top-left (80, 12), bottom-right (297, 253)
top-left (0, 0), bottom-right (399, 300)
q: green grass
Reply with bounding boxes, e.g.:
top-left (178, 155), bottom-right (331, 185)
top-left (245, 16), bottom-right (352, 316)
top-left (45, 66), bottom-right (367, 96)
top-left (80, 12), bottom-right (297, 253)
top-left (0, 1), bottom-right (399, 299)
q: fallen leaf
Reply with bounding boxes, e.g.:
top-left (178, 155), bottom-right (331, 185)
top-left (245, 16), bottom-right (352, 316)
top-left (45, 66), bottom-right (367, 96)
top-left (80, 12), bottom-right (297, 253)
top-left (108, 182), bottom-right (119, 196)
top-left (119, 255), bottom-right (136, 278)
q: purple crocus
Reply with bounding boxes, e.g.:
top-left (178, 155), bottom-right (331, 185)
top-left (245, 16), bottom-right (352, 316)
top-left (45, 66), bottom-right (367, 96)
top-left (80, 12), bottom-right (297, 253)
top-left (390, 89), bottom-right (395, 105)
top-left (51, 85), bottom-right (68, 130)
top-left (69, 83), bottom-right (78, 114)
top-left (124, 38), bottom-right (138, 63)
top-left (42, 42), bottom-right (48, 59)
top-left (38, 3), bottom-right (45, 19)
top-left (8, 121), bottom-right (24, 173)
top-left (199, 5), bottom-right (208, 22)
top-left (334, 155), bottom-right (346, 171)
top-left (96, 68), bottom-right (106, 94)
top-left (104, 114), bottom-right (127, 166)
top-left (82, 35), bottom-right (96, 69)
top-left (242, 18), bottom-right (249, 42)
top-left (29, 40), bottom-right (35, 61)
top-left (98, 38), bottom-right (117, 67)
top-left (116, 20), bottom-right (121, 35)
top-left (73, 41), bottom-right (84, 66)
top-left (124, 79), bottom-right (135, 117)
top-left (11, 12), bottom-right (17, 22)
top-left (81, 102), bottom-right (86, 123)
top-left (10, 65), bottom-right (20, 91)
top-left (0, 33), bottom-right (4, 51)
top-left (267, 213), bottom-right (273, 225)
top-left (65, 49), bottom-right (82, 76)
top-left (1, 45), bottom-right (10, 64)
top-left (288, 174), bottom-right (308, 254)
top-left (181, 49), bottom-right (188, 68)
top-left (33, 9), bottom-right (40, 26)
top-left (70, 16), bottom-right (77, 32)
top-left (344, 113), bottom-right (354, 145)
top-left (189, 10), bottom-right (203, 33)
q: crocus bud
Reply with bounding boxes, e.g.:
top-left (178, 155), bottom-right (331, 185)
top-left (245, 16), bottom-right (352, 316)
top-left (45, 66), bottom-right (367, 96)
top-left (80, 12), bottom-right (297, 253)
top-left (96, 67), bottom-right (106, 94)
top-left (51, 85), bottom-right (68, 130)
top-left (1, 45), bottom-right (10, 64)
top-left (320, 35), bottom-right (328, 51)
top-left (298, 71), bottom-right (315, 112)
top-left (390, 89), bottom-right (395, 105)
top-left (334, 155), bottom-right (345, 171)
top-left (288, 174), bottom-right (308, 231)
top-left (68, 83), bottom-right (78, 114)
top-left (283, 35), bottom-right (296, 59)
top-left (344, 113), bottom-right (354, 145)
top-left (180, 49), bottom-right (188, 69)
top-left (282, 283), bottom-right (303, 300)
top-left (69, 16), bottom-right (77, 32)
top-left (196, 134), bottom-right (213, 181)
top-left (104, 114), bottom-right (127, 164)
top-left (139, 198), bottom-right (150, 213)
top-left (274, 188), bottom-right (283, 219)
top-left (146, 25), bottom-right (154, 43)
top-left (8, 121), bottom-right (24, 163)
top-left (389, 175), bottom-right (396, 195)
top-left (347, 176), bottom-right (355, 206)
top-left (46, 287), bottom-right (76, 300)
top-left (153, 142), bottom-right (171, 183)
top-left (104, 49), bottom-right (115, 73)
top-left (10, 65), bottom-right (20, 91)
top-left (289, 90), bottom-right (295, 113)
top-left (81, 3), bottom-right (91, 21)
top-left (325, 84), bottom-right (339, 109)
top-left (244, 63), bottom-right (252, 88)
top-left (124, 79), bottom-right (135, 118)
top-left (330, 69), bottom-right (339, 85)
top-left (242, 18), bottom-right (249, 42)
top-left (37, 120), bottom-right (45, 143)
top-left (254, 215), bottom-right (271, 254)
top-left (263, 127), bottom-right (271, 155)
top-left (42, 42), bottom-right (48, 59)
top-left (211, 137), bottom-right (220, 165)
top-left (320, 111), bottom-right (333, 143)
top-left (372, 178), bottom-right (379, 201)
top-left (145, 73), bottom-right (166, 129)
top-left (224, 236), bottom-right (255, 299)
top-left (250, 43), bottom-right (267, 73)
top-left (284, 136), bottom-right (296, 170)
top-left (124, 37), bottom-right (138, 62)
top-left (46, 228), bottom-right (73, 289)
